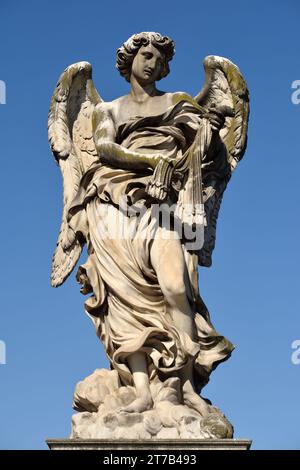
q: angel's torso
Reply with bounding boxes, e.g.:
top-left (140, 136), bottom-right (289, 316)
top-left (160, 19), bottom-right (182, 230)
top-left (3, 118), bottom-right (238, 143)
top-left (107, 91), bottom-right (197, 128)
top-left (92, 91), bottom-right (204, 163)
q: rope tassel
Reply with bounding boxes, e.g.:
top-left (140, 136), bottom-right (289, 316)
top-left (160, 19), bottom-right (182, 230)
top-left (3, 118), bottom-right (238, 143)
top-left (146, 157), bottom-right (174, 201)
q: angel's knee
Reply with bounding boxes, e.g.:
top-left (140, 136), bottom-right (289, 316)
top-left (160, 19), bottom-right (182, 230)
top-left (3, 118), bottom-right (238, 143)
top-left (159, 274), bottom-right (187, 302)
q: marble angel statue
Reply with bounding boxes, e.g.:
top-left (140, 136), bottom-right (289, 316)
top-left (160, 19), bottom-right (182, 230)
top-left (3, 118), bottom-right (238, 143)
top-left (48, 32), bottom-right (249, 440)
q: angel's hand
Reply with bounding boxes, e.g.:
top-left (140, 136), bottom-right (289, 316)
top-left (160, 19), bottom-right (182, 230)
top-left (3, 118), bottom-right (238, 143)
top-left (206, 108), bottom-right (226, 132)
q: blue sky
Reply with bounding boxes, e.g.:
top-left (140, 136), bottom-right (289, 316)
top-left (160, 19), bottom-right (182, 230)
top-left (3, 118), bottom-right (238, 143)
top-left (0, 0), bottom-right (299, 450)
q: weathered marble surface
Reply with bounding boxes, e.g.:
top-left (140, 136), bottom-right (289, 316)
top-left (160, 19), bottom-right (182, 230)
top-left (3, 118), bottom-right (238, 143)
top-left (48, 32), bottom-right (249, 441)
top-left (47, 438), bottom-right (252, 450)
top-left (71, 369), bottom-right (233, 440)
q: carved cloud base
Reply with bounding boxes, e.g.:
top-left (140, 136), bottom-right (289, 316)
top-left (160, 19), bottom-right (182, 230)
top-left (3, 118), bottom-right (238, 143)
top-left (70, 368), bottom-right (234, 441)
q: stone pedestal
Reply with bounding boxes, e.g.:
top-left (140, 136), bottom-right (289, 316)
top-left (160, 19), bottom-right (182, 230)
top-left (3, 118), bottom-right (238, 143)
top-left (46, 438), bottom-right (252, 451)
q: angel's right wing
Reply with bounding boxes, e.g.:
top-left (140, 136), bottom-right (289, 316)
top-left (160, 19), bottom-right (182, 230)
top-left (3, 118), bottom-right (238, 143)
top-left (48, 62), bottom-right (102, 287)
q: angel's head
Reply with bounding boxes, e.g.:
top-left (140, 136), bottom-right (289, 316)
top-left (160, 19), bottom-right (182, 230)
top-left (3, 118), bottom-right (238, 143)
top-left (116, 32), bottom-right (175, 84)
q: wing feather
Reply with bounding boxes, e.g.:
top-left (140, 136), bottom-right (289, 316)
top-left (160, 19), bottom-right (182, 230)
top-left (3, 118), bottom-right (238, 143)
top-left (194, 56), bottom-right (249, 266)
top-left (48, 62), bottom-right (102, 287)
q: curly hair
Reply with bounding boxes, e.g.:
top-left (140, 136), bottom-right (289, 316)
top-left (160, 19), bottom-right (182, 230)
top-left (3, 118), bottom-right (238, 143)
top-left (116, 32), bottom-right (175, 82)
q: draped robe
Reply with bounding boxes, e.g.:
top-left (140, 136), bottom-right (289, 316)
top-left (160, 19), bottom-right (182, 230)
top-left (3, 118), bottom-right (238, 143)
top-left (69, 99), bottom-right (234, 390)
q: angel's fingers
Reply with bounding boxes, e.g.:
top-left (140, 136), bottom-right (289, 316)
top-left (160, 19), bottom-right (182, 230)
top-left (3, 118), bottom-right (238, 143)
top-left (209, 109), bottom-right (226, 118)
top-left (209, 119), bottom-right (223, 128)
top-left (209, 114), bottom-right (225, 122)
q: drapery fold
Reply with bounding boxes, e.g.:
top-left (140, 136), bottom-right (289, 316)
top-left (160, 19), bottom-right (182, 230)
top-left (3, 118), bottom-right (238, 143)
top-left (68, 99), bottom-right (234, 391)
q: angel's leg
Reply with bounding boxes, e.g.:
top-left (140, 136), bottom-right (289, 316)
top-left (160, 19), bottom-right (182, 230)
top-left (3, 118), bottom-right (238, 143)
top-left (150, 235), bottom-right (211, 417)
top-left (120, 351), bottom-right (153, 413)
top-left (180, 362), bottom-right (211, 417)
top-left (150, 236), bottom-right (196, 339)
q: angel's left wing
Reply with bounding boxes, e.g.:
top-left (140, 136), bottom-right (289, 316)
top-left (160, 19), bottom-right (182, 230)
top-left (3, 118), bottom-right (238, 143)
top-left (194, 55), bottom-right (250, 267)
top-left (48, 62), bottom-right (102, 287)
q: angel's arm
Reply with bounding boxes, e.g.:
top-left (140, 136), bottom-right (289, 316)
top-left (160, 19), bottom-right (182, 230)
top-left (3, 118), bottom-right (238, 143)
top-left (92, 103), bottom-right (162, 171)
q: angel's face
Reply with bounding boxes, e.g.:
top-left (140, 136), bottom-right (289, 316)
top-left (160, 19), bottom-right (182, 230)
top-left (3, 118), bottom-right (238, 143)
top-left (130, 43), bottom-right (165, 84)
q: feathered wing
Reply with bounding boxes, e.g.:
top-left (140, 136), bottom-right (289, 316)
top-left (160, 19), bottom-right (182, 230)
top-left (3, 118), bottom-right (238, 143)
top-left (48, 62), bottom-right (102, 287)
top-left (194, 55), bottom-right (249, 266)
